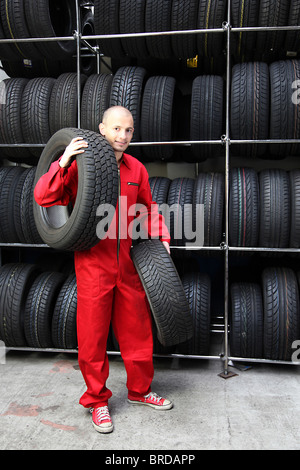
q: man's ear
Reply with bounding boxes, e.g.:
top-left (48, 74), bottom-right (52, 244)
top-left (99, 123), bottom-right (105, 136)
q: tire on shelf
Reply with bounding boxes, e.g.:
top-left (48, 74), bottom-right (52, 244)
top-left (197, 0), bottom-right (226, 58)
top-left (119, 0), bottom-right (149, 58)
top-left (258, 169), bottom-right (290, 248)
top-left (167, 177), bottom-right (195, 246)
top-left (145, 0), bottom-right (173, 59)
top-left (231, 0), bottom-right (260, 60)
top-left (24, 0), bottom-right (77, 59)
top-left (269, 60), bottom-right (300, 158)
top-left (149, 177), bottom-right (171, 206)
top-left (131, 239), bottom-right (193, 347)
top-left (52, 274), bottom-right (77, 349)
top-left (21, 77), bottom-right (56, 158)
top-left (262, 267), bottom-right (300, 361)
top-left (81, 74), bottom-right (113, 133)
top-left (285, 0), bottom-right (300, 55)
top-left (141, 76), bottom-right (177, 161)
top-left (33, 127), bottom-right (118, 251)
top-left (229, 168), bottom-right (259, 247)
top-left (190, 75), bottom-right (224, 161)
top-left (230, 282), bottom-right (263, 358)
top-left (49, 73), bottom-right (87, 135)
top-left (0, 77), bottom-right (33, 161)
top-left (24, 271), bottom-right (66, 348)
top-left (0, 166), bottom-right (27, 243)
top-left (0, 263), bottom-right (40, 347)
top-left (289, 170), bottom-right (300, 248)
top-left (177, 272), bottom-right (211, 355)
top-left (171, 0), bottom-right (198, 59)
top-left (94, 0), bottom-right (125, 59)
top-left (0, 0), bottom-right (41, 60)
top-left (256, 0), bottom-right (289, 55)
top-left (14, 167), bottom-right (43, 244)
top-left (230, 62), bottom-right (269, 158)
top-left (193, 172), bottom-right (224, 247)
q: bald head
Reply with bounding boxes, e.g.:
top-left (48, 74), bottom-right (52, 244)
top-left (102, 106), bottom-right (134, 126)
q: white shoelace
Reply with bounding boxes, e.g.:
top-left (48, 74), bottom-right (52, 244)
top-left (95, 406), bottom-right (111, 422)
top-left (145, 392), bottom-right (162, 403)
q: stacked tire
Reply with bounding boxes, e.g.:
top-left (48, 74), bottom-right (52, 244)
top-left (0, 263), bottom-right (78, 349)
top-left (230, 267), bottom-right (300, 361)
top-left (148, 173), bottom-right (224, 248)
top-left (229, 168), bottom-right (300, 249)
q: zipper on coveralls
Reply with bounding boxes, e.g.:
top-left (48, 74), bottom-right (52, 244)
top-left (117, 168), bottom-right (121, 262)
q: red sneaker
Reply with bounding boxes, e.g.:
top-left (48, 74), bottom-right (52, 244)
top-left (128, 392), bottom-right (173, 410)
top-left (92, 406), bottom-right (113, 433)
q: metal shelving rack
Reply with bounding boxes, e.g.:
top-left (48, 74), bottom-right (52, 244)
top-left (1, 0), bottom-right (300, 374)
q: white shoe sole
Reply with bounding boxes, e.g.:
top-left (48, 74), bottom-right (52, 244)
top-left (127, 398), bottom-right (173, 410)
top-left (92, 421), bottom-right (114, 433)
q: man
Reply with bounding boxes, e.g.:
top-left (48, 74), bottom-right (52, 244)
top-left (34, 106), bottom-right (173, 434)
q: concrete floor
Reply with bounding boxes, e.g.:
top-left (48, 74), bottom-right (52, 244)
top-left (1, 349), bottom-right (300, 451)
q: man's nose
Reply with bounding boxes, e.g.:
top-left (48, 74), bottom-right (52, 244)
top-left (119, 129), bottom-right (126, 140)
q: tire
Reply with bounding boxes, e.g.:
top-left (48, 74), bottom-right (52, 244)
top-left (110, 66), bottom-right (147, 142)
top-left (140, 76), bottom-right (176, 160)
top-left (0, 0), bottom-right (41, 60)
top-left (193, 173), bottom-right (224, 247)
top-left (190, 75), bottom-right (224, 160)
top-left (14, 167), bottom-right (43, 244)
top-left (269, 60), bottom-right (300, 157)
top-left (285, 0), bottom-right (300, 54)
top-left (230, 283), bottom-right (263, 358)
top-left (231, 0), bottom-right (260, 59)
top-left (52, 274), bottom-right (77, 349)
top-left (81, 74), bottom-right (113, 133)
top-left (33, 128), bottom-right (118, 251)
top-left (119, 0), bottom-right (148, 58)
top-left (229, 168), bottom-right (259, 247)
top-left (0, 12), bottom-right (20, 60)
top-left (258, 169), bottom-right (290, 248)
top-left (171, 0), bottom-right (198, 59)
top-left (290, 170), bottom-right (300, 248)
top-left (0, 78), bottom-right (33, 160)
top-left (49, 73), bottom-right (87, 135)
top-left (21, 77), bottom-right (56, 157)
top-left (230, 62), bottom-right (269, 158)
top-left (0, 263), bottom-right (39, 346)
top-left (178, 272), bottom-right (211, 355)
top-left (94, 0), bottom-right (124, 58)
top-left (197, 0), bottom-right (226, 58)
top-left (0, 166), bottom-right (26, 242)
top-left (24, 0), bottom-right (77, 59)
top-left (145, 0), bottom-right (173, 59)
top-left (262, 267), bottom-right (300, 361)
top-left (149, 177), bottom-right (171, 205)
top-left (256, 0), bottom-right (289, 54)
top-left (131, 239), bottom-right (193, 347)
top-left (24, 271), bottom-right (66, 348)
top-left (167, 177), bottom-right (195, 246)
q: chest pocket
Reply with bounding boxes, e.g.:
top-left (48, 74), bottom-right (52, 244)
top-left (121, 181), bottom-right (140, 208)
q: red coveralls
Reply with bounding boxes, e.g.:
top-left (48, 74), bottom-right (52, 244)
top-left (34, 152), bottom-right (170, 408)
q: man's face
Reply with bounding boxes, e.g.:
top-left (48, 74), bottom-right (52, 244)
top-left (99, 110), bottom-right (134, 159)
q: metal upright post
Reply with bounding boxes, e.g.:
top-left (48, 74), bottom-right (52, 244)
top-left (75, 0), bottom-right (81, 129)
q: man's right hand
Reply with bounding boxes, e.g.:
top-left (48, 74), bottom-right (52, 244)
top-left (59, 137), bottom-right (88, 168)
